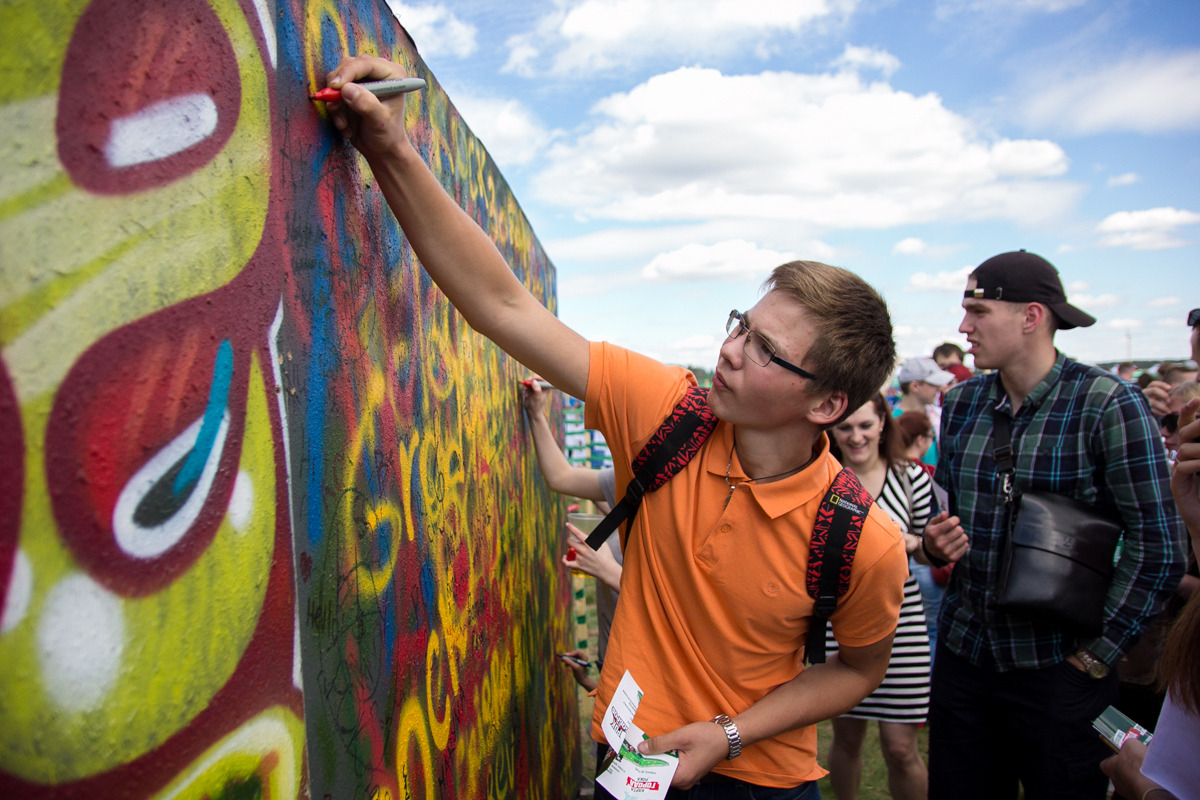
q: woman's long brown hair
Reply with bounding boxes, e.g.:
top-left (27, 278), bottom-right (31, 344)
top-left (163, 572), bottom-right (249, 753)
top-left (1159, 587), bottom-right (1200, 715)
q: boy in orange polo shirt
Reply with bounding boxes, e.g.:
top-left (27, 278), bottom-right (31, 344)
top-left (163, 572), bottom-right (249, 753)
top-left (325, 55), bottom-right (934, 797)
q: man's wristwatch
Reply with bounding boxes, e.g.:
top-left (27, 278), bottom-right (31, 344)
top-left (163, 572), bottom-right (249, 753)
top-left (1074, 648), bottom-right (1110, 679)
top-left (711, 714), bottom-right (742, 760)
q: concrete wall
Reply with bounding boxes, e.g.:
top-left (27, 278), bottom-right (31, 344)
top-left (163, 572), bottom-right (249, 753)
top-left (0, 1), bottom-right (578, 797)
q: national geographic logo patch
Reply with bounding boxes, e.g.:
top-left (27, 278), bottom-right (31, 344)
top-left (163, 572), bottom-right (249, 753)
top-left (828, 493), bottom-right (866, 516)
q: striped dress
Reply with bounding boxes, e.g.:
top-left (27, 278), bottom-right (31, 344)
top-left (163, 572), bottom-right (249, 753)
top-left (827, 462), bottom-right (933, 723)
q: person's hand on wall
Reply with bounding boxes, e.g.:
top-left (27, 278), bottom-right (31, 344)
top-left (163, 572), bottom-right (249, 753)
top-left (559, 649), bottom-right (597, 692)
top-left (562, 524), bottom-right (622, 592)
top-left (325, 56), bottom-right (416, 163)
top-left (522, 374), bottom-right (550, 419)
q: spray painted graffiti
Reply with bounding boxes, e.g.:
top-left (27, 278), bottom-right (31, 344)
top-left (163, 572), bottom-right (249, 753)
top-left (0, 0), bottom-right (577, 798)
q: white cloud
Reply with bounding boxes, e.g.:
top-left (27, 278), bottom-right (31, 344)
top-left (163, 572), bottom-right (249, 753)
top-left (502, 40), bottom-right (539, 78)
top-left (893, 237), bottom-right (928, 255)
top-left (642, 239), bottom-right (795, 282)
top-left (834, 45), bottom-right (901, 79)
top-left (531, 66), bottom-right (1078, 232)
top-left (1147, 296), bottom-right (1181, 308)
top-left (1095, 207), bottom-right (1200, 250)
top-left (892, 237), bottom-right (964, 260)
top-left (989, 139), bottom-right (1069, 177)
top-left (506, 0), bottom-right (859, 76)
top-left (1066, 280), bottom-right (1090, 293)
top-left (444, 93), bottom-right (554, 168)
top-left (545, 220), bottom-right (805, 263)
top-left (387, 2), bottom-right (477, 59)
top-left (906, 266), bottom-right (974, 292)
top-left (1104, 318), bottom-right (1144, 330)
top-left (1024, 51), bottom-right (1200, 135)
top-left (1072, 293), bottom-right (1120, 311)
top-left (662, 333), bottom-right (722, 369)
top-left (1107, 173), bottom-right (1139, 187)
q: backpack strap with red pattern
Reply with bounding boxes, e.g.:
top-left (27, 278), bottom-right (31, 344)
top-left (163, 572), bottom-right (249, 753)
top-left (804, 468), bottom-right (871, 665)
top-left (584, 386), bottom-right (717, 551)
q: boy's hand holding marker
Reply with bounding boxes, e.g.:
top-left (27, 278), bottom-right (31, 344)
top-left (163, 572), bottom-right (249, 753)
top-left (320, 56), bottom-right (425, 161)
top-left (310, 78), bottom-right (425, 103)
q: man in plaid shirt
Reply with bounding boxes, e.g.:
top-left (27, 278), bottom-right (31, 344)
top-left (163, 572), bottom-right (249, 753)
top-left (923, 250), bottom-right (1186, 799)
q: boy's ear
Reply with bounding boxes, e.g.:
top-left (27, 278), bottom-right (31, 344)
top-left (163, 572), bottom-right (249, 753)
top-left (807, 390), bottom-right (848, 427)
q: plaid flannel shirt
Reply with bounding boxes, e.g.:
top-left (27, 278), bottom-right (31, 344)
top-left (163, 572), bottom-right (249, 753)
top-left (934, 351), bottom-right (1186, 671)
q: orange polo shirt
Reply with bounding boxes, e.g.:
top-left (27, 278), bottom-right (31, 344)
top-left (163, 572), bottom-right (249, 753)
top-left (586, 342), bottom-right (906, 786)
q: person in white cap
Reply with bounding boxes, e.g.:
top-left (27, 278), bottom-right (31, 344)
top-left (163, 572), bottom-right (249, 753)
top-left (895, 357), bottom-right (955, 468)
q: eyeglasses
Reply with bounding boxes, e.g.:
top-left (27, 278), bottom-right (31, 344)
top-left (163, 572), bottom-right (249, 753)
top-left (1189, 308), bottom-right (1200, 328)
top-left (1161, 413), bottom-right (1179, 434)
top-left (725, 310), bottom-right (819, 381)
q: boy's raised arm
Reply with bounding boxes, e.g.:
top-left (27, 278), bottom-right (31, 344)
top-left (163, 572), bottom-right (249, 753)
top-left (325, 55), bottom-right (590, 399)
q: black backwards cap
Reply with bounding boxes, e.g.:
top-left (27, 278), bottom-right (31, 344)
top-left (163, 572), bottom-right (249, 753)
top-left (967, 249), bottom-right (1096, 330)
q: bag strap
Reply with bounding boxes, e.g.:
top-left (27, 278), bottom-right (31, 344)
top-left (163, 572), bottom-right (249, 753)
top-left (584, 386), bottom-right (717, 551)
top-left (991, 407), bottom-right (1017, 504)
top-left (804, 468), bottom-right (871, 665)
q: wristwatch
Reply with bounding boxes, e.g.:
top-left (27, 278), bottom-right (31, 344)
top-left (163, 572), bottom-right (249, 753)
top-left (711, 714), bottom-right (742, 760)
top-left (1074, 648), bottom-right (1110, 679)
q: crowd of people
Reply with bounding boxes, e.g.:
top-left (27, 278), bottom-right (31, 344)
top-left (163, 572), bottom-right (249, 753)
top-left (320, 55), bottom-right (1197, 800)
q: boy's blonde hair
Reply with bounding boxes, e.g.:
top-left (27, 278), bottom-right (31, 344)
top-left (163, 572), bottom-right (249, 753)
top-left (764, 261), bottom-right (895, 422)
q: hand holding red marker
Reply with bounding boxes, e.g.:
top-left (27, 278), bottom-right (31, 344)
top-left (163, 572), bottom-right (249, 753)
top-left (310, 77), bottom-right (426, 103)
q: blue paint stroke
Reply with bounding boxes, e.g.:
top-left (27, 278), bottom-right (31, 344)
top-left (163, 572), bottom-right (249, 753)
top-left (304, 250), bottom-right (334, 547)
top-left (174, 339), bottom-right (233, 496)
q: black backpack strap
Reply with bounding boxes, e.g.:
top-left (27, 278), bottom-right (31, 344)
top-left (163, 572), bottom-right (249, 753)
top-left (584, 386), bottom-right (717, 550)
top-left (804, 468), bottom-right (871, 665)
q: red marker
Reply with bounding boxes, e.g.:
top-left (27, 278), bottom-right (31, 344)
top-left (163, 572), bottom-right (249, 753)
top-left (521, 379), bottom-right (553, 389)
top-left (310, 77), bottom-right (426, 103)
top-left (567, 547), bottom-right (577, 560)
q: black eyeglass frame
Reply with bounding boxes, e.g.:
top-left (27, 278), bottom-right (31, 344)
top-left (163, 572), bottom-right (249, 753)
top-left (1161, 412), bottom-right (1179, 434)
top-left (726, 310), bottom-right (819, 382)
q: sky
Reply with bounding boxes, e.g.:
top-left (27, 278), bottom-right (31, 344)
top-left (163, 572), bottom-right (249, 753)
top-left (384, 0), bottom-right (1199, 371)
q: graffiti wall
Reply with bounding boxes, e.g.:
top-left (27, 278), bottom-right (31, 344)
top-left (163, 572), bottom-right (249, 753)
top-left (0, 1), bottom-right (578, 798)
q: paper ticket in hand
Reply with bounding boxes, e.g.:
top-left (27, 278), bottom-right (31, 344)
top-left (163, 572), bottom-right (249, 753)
top-left (596, 670), bottom-right (679, 800)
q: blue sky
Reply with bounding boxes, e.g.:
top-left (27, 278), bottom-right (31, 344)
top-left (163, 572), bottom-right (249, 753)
top-left (385, 0), bottom-right (1199, 370)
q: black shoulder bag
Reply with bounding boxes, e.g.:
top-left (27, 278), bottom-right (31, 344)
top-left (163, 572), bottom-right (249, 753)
top-left (992, 411), bottom-right (1121, 636)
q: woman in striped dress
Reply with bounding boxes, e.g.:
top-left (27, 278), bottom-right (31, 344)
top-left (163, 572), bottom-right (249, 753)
top-left (826, 393), bottom-right (934, 800)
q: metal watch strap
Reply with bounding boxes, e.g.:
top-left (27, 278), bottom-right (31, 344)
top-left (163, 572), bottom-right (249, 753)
top-left (1075, 648), bottom-right (1109, 678)
top-left (711, 714), bottom-right (742, 760)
